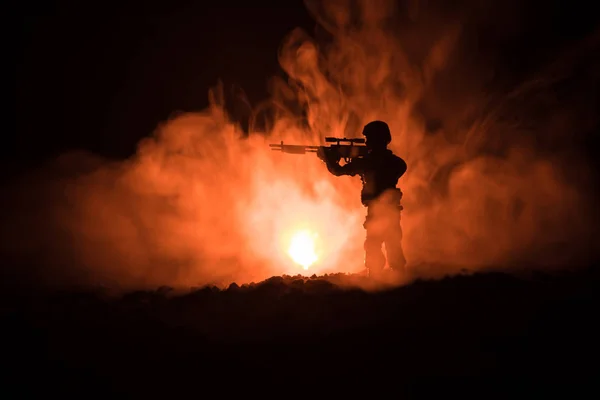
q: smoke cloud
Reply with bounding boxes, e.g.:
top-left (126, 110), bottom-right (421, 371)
top-left (4, 0), bottom-right (599, 290)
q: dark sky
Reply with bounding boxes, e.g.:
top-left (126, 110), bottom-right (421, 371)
top-left (14, 1), bottom-right (315, 166)
top-left (13, 1), bottom-right (600, 176)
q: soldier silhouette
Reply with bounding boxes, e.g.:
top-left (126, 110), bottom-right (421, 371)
top-left (318, 120), bottom-right (407, 277)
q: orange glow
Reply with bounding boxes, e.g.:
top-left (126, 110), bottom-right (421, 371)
top-left (287, 229), bottom-right (319, 270)
top-left (242, 164), bottom-right (365, 278)
top-left (1, 0), bottom-right (597, 291)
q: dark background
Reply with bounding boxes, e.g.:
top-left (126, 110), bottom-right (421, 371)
top-left (13, 1), bottom-right (317, 173)
top-left (13, 0), bottom-right (600, 175)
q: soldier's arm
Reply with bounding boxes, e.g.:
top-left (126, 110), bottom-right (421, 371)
top-left (325, 157), bottom-right (364, 177)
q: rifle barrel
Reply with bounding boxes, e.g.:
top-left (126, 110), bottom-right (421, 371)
top-left (269, 143), bottom-right (320, 155)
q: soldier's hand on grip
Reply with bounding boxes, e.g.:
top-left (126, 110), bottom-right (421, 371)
top-left (317, 147), bottom-right (340, 163)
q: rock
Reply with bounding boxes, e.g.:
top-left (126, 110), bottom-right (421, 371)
top-left (156, 286), bottom-right (173, 296)
top-left (305, 279), bottom-right (337, 293)
top-left (291, 279), bottom-right (305, 287)
top-left (264, 276), bottom-right (284, 285)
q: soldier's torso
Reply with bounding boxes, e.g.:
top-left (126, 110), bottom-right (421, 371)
top-left (358, 150), bottom-right (406, 205)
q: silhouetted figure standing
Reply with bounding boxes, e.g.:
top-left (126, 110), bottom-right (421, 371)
top-left (318, 121), bottom-right (408, 277)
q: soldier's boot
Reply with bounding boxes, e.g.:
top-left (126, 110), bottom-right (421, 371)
top-left (365, 239), bottom-right (386, 279)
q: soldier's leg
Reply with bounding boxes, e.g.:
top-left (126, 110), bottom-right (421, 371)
top-left (364, 221), bottom-right (386, 277)
top-left (384, 215), bottom-right (407, 272)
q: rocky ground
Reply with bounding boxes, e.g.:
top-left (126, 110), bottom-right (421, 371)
top-left (2, 267), bottom-right (598, 397)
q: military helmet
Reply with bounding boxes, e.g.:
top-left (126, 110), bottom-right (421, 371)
top-left (362, 120), bottom-right (392, 144)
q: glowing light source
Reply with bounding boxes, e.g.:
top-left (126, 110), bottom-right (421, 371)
top-left (287, 229), bottom-right (319, 270)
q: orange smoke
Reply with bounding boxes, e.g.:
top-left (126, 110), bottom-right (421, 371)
top-left (2, 0), bottom-right (598, 290)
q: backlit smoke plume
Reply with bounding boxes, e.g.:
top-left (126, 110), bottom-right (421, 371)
top-left (4, 0), bottom-right (599, 290)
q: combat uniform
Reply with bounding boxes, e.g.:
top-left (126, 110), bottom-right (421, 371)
top-left (323, 148), bottom-right (408, 275)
